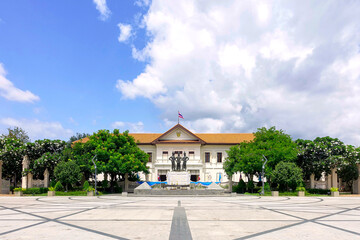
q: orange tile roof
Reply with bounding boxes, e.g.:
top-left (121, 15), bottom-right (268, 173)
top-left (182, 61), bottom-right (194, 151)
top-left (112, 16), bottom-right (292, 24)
top-left (74, 133), bottom-right (254, 145)
top-left (196, 133), bottom-right (254, 144)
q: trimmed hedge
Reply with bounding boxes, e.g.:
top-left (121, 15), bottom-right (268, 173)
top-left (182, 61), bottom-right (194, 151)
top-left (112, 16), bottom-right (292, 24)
top-left (23, 188), bottom-right (48, 194)
top-left (306, 188), bottom-right (330, 195)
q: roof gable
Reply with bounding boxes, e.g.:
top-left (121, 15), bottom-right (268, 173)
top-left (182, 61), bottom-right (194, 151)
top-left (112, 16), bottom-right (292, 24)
top-left (152, 124), bottom-right (205, 144)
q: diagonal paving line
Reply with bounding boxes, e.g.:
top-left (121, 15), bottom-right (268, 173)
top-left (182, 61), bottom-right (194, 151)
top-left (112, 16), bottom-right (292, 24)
top-left (169, 201), bottom-right (192, 240)
top-left (0, 203), bottom-right (131, 240)
top-left (234, 203), bottom-right (360, 239)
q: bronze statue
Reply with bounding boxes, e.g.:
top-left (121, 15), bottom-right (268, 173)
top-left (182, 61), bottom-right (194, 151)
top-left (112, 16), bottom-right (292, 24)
top-left (182, 152), bottom-right (189, 171)
top-left (176, 152), bottom-right (182, 171)
top-left (169, 152), bottom-right (176, 171)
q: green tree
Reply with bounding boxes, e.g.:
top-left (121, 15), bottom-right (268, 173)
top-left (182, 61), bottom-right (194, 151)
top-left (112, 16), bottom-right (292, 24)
top-left (1, 127), bottom-right (30, 143)
top-left (0, 137), bottom-right (25, 186)
top-left (296, 137), bottom-right (347, 180)
top-left (75, 129), bottom-right (149, 192)
top-left (271, 161), bottom-right (303, 191)
top-left (224, 126), bottom-right (298, 181)
top-left (54, 161), bottom-right (82, 191)
top-left (24, 139), bottom-right (66, 179)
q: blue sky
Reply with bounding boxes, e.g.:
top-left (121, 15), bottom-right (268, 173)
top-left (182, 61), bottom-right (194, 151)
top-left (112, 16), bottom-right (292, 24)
top-left (0, 1), bottom-right (162, 139)
top-left (1, 1), bottom-right (360, 145)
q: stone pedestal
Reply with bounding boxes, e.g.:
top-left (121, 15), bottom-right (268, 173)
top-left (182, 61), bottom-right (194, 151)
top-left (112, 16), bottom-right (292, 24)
top-left (15, 191), bottom-right (23, 196)
top-left (44, 168), bottom-right (50, 188)
top-left (48, 191), bottom-right (55, 197)
top-left (298, 191), bottom-right (305, 197)
top-left (87, 191), bottom-right (94, 196)
top-left (310, 174), bottom-right (315, 189)
top-left (167, 171), bottom-right (190, 185)
top-left (271, 191), bottom-right (279, 197)
top-left (331, 191), bottom-right (339, 197)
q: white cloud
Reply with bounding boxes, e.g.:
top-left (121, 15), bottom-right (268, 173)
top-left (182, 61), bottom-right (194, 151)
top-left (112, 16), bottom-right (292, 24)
top-left (0, 118), bottom-right (73, 140)
top-left (111, 121), bottom-right (144, 133)
top-left (0, 63), bottom-right (40, 103)
top-left (120, 0), bottom-right (360, 145)
top-left (117, 23), bottom-right (132, 42)
top-left (93, 0), bottom-right (111, 21)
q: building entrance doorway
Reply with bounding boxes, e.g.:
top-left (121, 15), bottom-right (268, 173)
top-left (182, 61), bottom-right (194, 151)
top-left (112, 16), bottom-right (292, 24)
top-left (189, 170), bottom-right (200, 182)
top-left (158, 170), bottom-right (169, 182)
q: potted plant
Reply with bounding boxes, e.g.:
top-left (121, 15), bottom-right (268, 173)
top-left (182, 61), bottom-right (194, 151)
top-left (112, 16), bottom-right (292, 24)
top-left (296, 186), bottom-right (305, 197)
top-left (271, 184), bottom-right (279, 197)
top-left (14, 188), bottom-right (24, 196)
top-left (86, 187), bottom-right (95, 196)
top-left (330, 187), bottom-right (339, 197)
top-left (48, 187), bottom-right (55, 196)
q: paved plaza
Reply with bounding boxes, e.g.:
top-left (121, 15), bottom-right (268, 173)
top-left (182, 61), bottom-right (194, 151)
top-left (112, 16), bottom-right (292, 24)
top-left (0, 195), bottom-right (360, 240)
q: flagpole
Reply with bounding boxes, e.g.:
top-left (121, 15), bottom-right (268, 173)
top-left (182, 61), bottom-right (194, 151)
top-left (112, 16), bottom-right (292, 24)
top-left (178, 111), bottom-right (179, 124)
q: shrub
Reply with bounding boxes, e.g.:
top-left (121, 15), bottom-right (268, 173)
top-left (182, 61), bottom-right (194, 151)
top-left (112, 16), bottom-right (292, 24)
top-left (14, 187), bottom-right (25, 192)
top-left (271, 162), bottom-right (303, 191)
top-left (54, 160), bottom-right (82, 191)
top-left (48, 187), bottom-right (55, 191)
top-left (114, 185), bottom-right (122, 193)
top-left (306, 188), bottom-right (329, 195)
top-left (330, 187), bottom-right (339, 192)
top-left (55, 181), bottom-right (64, 191)
top-left (296, 187), bottom-right (305, 192)
top-left (102, 180), bottom-right (109, 188)
top-left (83, 181), bottom-right (90, 191)
top-left (236, 179), bottom-right (247, 193)
top-left (247, 181), bottom-right (255, 193)
top-left (23, 188), bottom-right (48, 194)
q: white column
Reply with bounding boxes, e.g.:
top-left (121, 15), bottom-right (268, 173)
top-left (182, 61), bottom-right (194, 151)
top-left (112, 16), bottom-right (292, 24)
top-left (310, 174), bottom-right (315, 189)
top-left (44, 168), bottom-right (49, 188)
top-left (21, 155), bottom-right (30, 189)
top-left (27, 173), bottom-right (33, 188)
top-left (326, 174), bottom-right (331, 189)
top-left (353, 164), bottom-right (360, 194)
top-left (331, 168), bottom-right (338, 189)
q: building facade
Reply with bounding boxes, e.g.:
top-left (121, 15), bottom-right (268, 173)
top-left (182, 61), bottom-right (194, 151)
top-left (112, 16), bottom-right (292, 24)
top-left (134, 124), bottom-right (254, 183)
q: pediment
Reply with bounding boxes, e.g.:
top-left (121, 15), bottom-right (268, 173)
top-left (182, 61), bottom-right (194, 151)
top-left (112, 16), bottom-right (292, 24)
top-left (152, 124), bottom-right (205, 144)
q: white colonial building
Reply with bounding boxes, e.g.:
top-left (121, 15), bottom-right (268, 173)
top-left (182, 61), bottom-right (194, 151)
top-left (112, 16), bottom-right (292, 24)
top-left (133, 124), bottom-right (254, 183)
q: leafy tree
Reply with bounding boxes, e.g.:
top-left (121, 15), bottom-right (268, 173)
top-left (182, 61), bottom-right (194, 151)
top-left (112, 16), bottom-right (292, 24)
top-left (0, 137), bottom-right (25, 186)
top-left (338, 164), bottom-right (359, 192)
top-left (225, 126), bottom-right (298, 182)
top-left (54, 161), bottom-right (82, 191)
top-left (271, 161), bottom-right (303, 191)
top-left (75, 129), bottom-right (149, 192)
top-left (24, 139), bottom-right (66, 179)
top-left (296, 137), bottom-right (347, 180)
top-left (1, 127), bottom-right (30, 143)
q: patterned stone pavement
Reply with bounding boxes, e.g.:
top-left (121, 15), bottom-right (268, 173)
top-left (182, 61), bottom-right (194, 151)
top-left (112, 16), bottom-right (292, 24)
top-left (0, 195), bottom-right (359, 239)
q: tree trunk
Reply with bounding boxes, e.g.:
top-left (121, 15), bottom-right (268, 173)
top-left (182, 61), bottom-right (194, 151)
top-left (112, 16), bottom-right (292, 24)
top-left (110, 173), bottom-right (116, 193)
top-left (228, 175), bottom-right (233, 192)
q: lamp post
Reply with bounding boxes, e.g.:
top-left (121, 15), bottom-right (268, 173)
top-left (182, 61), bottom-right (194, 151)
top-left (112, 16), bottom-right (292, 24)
top-left (91, 155), bottom-right (98, 195)
top-left (261, 155), bottom-right (268, 195)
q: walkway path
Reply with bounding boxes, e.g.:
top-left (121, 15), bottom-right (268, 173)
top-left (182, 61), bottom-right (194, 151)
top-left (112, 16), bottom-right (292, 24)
top-left (0, 195), bottom-right (359, 239)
